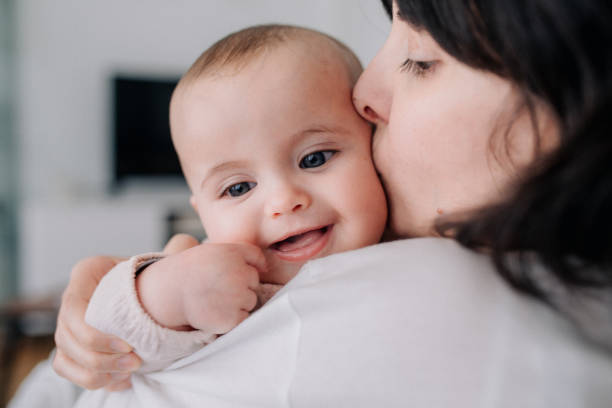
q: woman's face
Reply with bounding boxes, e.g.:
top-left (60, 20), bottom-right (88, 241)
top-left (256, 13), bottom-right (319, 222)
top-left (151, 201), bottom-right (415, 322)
top-left (353, 4), bottom-right (553, 238)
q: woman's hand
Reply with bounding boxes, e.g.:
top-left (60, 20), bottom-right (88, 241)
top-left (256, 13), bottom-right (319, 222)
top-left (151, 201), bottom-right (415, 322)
top-left (52, 234), bottom-right (200, 391)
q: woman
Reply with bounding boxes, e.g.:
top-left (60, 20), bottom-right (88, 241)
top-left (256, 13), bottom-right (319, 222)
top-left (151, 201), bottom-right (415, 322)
top-left (51, 0), bottom-right (612, 404)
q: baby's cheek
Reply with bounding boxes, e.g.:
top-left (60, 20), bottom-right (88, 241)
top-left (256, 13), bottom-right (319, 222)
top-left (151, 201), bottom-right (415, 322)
top-left (350, 166), bottom-right (388, 244)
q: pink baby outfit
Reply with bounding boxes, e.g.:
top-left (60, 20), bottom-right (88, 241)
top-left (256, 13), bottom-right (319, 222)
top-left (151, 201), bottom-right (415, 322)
top-left (85, 252), bottom-right (282, 372)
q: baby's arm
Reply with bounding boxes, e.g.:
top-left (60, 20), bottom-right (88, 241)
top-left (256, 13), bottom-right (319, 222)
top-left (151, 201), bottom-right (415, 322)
top-left (84, 253), bottom-right (215, 372)
top-left (85, 243), bottom-right (267, 372)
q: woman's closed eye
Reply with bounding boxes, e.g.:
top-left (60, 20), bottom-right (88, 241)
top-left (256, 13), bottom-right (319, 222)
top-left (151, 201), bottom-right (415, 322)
top-left (223, 181), bottom-right (257, 197)
top-left (299, 150), bottom-right (337, 169)
top-left (400, 58), bottom-right (437, 77)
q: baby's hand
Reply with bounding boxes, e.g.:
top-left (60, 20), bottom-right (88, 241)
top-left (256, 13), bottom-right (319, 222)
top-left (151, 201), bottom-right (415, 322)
top-left (136, 242), bottom-right (267, 334)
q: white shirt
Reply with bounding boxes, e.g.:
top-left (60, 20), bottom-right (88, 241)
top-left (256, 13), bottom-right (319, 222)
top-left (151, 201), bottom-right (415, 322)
top-left (73, 238), bottom-right (612, 407)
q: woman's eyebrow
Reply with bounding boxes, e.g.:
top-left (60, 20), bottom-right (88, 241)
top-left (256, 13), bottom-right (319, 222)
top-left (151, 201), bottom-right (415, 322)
top-left (199, 160), bottom-right (249, 191)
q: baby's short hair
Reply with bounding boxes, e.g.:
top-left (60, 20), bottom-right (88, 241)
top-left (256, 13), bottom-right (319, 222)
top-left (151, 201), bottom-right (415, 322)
top-left (178, 24), bottom-right (362, 86)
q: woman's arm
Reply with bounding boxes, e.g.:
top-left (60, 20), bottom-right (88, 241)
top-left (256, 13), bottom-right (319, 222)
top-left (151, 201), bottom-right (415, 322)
top-left (52, 234), bottom-right (200, 390)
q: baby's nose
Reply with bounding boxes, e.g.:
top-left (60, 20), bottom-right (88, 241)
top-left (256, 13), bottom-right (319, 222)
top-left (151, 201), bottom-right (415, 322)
top-left (265, 186), bottom-right (312, 218)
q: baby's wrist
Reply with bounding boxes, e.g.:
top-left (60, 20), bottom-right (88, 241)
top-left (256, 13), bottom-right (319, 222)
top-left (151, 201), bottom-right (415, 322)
top-left (134, 257), bottom-right (159, 276)
top-left (135, 257), bottom-right (192, 331)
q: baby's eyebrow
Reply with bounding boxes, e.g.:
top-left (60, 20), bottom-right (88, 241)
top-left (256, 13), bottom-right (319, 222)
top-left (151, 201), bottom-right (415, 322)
top-left (200, 160), bottom-right (249, 191)
top-left (295, 125), bottom-right (340, 139)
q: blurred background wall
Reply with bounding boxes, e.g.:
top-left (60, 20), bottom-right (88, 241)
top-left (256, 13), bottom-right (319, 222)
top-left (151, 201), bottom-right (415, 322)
top-left (3, 0), bottom-right (390, 304)
top-left (1, 0), bottom-right (17, 303)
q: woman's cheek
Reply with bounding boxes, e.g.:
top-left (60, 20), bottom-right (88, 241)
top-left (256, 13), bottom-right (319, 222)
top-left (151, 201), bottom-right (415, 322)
top-left (372, 127), bottom-right (424, 238)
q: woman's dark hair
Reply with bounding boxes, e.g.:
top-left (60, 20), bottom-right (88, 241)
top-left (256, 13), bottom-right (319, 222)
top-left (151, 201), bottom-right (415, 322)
top-left (381, 0), bottom-right (612, 301)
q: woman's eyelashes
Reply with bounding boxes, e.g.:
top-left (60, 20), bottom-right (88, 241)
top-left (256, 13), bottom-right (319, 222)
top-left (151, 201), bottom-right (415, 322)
top-left (299, 150), bottom-right (337, 169)
top-left (223, 181), bottom-right (256, 197)
top-left (400, 58), bottom-right (437, 77)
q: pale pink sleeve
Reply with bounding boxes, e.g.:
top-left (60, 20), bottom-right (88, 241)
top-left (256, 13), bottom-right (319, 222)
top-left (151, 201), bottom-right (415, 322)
top-left (84, 253), bottom-right (217, 372)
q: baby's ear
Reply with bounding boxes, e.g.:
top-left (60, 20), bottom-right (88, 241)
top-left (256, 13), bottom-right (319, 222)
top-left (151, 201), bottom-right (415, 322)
top-left (189, 195), bottom-right (198, 212)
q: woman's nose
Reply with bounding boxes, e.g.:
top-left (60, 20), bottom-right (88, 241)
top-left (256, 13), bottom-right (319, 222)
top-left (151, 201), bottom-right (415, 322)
top-left (265, 185), bottom-right (312, 218)
top-left (353, 47), bottom-right (392, 125)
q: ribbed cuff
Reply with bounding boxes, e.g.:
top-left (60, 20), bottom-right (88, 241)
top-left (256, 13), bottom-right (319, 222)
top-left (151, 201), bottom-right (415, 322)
top-left (85, 253), bottom-right (217, 372)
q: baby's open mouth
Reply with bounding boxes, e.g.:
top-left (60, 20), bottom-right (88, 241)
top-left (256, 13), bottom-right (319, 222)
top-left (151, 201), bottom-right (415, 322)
top-left (271, 226), bottom-right (330, 253)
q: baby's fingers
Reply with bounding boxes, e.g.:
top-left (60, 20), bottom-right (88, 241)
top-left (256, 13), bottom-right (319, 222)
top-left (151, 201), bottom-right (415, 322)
top-left (215, 310), bottom-right (250, 334)
top-left (240, 289), bottom-right (259, 312)
top-left (186, 296), bottom-right (251, 334)
top-left (234, 243), bottom-right (268, 275)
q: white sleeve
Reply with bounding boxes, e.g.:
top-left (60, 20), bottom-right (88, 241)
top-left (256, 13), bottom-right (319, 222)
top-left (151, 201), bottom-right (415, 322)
top-left (84, 253), bottom-right (217, 372)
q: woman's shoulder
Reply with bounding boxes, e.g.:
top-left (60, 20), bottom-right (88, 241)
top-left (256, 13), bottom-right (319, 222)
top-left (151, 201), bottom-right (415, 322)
top-left (293, 238), bottom-right (612, 364)
top-left (283, 239), bottom-right (612, 403)
top-left (296, 238), bottom-right (565, 332)
top-left (302, 238), bottom-right (612, 348)
top-left (292, 238), bottom-right (524, 335)
top-left (310, 237), bottom-right (487, 271)
top-left (299, 237), bottom-right (498, 293)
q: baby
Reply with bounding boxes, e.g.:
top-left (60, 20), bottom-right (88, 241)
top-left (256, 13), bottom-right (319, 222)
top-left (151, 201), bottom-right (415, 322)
top-left (84, 24), bottom-right (387, 372)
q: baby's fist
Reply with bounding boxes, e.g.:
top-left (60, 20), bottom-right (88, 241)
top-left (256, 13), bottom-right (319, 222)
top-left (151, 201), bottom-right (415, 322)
top-left (136, 242), bottom-right (267, 334)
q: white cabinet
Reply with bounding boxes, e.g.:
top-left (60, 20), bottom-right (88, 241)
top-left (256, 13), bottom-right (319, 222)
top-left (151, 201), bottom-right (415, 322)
top-left (18, 190), bottom-right (198, 298)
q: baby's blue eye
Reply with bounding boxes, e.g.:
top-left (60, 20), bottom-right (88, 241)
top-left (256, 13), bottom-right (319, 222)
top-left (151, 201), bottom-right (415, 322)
top-left (299, 151), bottom-right (336, 169)
top-left (225, 181), bottom-right (256, 197)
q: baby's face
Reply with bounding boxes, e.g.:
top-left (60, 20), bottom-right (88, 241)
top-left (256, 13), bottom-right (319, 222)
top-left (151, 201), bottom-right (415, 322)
top-left (171, 42), bottom-right (387, 284)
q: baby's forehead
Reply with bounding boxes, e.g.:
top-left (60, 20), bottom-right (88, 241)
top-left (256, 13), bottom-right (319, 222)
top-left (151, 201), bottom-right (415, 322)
top-left (173, 35), bottom-right (358, 119)
top-left (287, 32), bottom-right (361, 76)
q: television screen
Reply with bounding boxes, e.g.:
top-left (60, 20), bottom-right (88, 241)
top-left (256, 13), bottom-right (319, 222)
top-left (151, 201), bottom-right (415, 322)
top-left (113, 75), bottom-right (182, 183)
